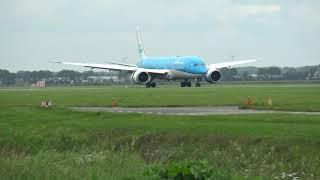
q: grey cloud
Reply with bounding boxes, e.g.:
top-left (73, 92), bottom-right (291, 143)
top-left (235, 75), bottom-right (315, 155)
top-left (0, 0), bottom-right (319, 71)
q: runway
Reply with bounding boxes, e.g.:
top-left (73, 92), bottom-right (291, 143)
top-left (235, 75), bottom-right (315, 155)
top-left (69, 106), bottom-right (320, 116)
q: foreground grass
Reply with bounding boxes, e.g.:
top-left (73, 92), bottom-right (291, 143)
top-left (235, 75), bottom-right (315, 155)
top-left (0, 107), bottom-right (320, 179)
top-left (0, 84), bottom-right (320, 111)
top-left (0, 151), bottom-right (147, 180)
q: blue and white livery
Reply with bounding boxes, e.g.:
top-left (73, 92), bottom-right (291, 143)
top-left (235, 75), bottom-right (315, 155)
top-left (52, 27), bottom-right (256, 87)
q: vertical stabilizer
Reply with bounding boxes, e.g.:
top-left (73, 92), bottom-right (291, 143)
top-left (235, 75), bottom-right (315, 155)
top-left (136, 26), bottom-right (146, 59)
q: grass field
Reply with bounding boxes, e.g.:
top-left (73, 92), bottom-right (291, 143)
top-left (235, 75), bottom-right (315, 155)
top-left (1, 84), bottom-right (320, 111)
top-left (0, 85), bottom-right (320, 179)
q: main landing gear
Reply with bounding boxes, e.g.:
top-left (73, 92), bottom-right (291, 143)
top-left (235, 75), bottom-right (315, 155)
top-left (180, 79), bottom-right (201, 87)
top-left (146, 82), bottom-right (156, 88)
top-left (181, 81), bottom-right (191, 87)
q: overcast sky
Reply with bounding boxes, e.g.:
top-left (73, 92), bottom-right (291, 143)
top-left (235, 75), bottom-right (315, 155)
top-left (1, 0), bottom-right (319, 72)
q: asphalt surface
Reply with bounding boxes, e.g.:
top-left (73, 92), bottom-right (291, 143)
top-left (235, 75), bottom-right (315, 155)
top-left (69, 106), bottom-right (320, 116)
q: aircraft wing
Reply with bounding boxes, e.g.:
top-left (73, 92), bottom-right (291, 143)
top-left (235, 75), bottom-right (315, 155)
top-left (209, 59), bottom-right (257, 69)
top-left (104, 61), bottom-right (137, 67)
top-left (50, 61), bottom-right (168, 74)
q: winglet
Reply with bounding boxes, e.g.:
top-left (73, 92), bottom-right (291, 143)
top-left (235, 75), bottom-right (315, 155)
top-left (49, 61), bottom-right (62, 64)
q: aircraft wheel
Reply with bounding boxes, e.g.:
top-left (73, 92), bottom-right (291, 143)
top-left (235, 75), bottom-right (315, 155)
top-left (151, 82), bottom-right (156, 88)
top-left (181, 82), bottom-right (186, 87)
top-left (146, 82), bottom-right (156, 88)
top-left (187, 82), bottom-right (192, 87)
top-left (196, 82), bottom-right (201, 87)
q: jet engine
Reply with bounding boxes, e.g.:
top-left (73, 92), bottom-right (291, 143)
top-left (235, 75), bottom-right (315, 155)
top-left (205, 68), bottom-right (222, 83)
top-left (131, 70), bottom-right (151, 84)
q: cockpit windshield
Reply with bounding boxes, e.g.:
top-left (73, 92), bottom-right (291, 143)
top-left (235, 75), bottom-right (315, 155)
top-left (193, 63), bottom-right (205, 66)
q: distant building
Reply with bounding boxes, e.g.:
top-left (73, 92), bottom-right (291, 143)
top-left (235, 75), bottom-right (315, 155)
top-left (313, 71), bottom-right (320, 79)
top-left (87, 76), bottom-right (122, 83)
top-left (36, 80), bottom-right (46, 87)
top-left (306, 70), bottom-right (320, 80)
top-left (249, 74), bottom-right (257, 80)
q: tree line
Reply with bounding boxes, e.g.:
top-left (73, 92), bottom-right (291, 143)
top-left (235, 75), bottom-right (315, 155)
top-left (0, 70), bottom-right (123, 86)
top-left (0, 64), bottom-right (319, 85)
top-left (221, 65), bottom-right (320, 81)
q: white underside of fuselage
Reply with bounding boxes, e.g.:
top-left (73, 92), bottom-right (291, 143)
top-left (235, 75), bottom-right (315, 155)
top-left (165, 69), bottom-right (204, 80)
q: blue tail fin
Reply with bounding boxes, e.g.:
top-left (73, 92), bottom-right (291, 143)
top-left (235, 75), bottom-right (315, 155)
top-left (136, 26), bottom-right (146, 59)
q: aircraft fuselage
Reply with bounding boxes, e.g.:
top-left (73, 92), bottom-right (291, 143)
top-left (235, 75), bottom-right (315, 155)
top-left (137, 56), bottom-right (208, 79)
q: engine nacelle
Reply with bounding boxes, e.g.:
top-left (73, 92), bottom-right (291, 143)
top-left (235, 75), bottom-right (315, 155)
top-left (131, 70), bottom-right (151, 84)
top-left (205, 69), bottom-right (222, 83)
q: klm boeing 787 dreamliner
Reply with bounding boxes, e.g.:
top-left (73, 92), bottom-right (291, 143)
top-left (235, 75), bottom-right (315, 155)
top-left (52, 27), bottom-right (256, 88)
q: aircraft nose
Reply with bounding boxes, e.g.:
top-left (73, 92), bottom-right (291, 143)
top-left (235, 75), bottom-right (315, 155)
top-left (201, 66), bottom-right (208, 73)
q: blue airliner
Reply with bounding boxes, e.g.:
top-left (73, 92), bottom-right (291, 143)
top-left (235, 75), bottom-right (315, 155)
top-left (52, 27), bottom-right (256, 87)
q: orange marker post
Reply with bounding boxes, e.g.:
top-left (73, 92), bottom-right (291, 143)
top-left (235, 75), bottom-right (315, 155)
top-left (111, 99), bottom-right (118, 107)
top-left (247, 96), bottom-right (253, 108)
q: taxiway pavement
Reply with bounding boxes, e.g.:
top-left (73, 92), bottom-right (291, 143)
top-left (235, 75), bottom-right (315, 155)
top-left (69, 106), bottom-right (320, 116)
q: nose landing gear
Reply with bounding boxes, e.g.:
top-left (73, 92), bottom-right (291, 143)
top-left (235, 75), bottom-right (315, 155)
top-left (195, 78), bottom-right (201, 87)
